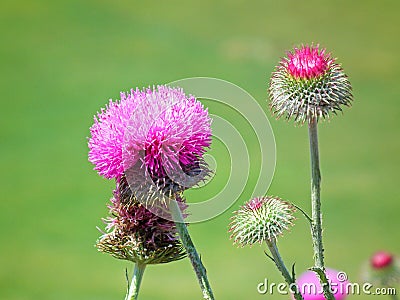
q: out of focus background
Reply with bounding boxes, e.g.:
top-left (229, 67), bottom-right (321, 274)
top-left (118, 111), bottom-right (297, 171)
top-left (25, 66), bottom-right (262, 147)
top-left (1, 1), bottom-right (399, 299)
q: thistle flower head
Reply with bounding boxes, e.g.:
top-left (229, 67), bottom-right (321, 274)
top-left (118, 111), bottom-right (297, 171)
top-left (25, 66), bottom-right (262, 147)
top-left (362, 251), bottom-right (400, 286)
top-left (96, 176), bottom-right (186, 264)
top-left (229, 196), bottom-right (296, 246)
top-left (269, 44), bottom-right (353, 123)
top-left (88, 97), bottom-right (136, 179)
top-left (286, 45), bottom-right (330, 79)
top-left (88, 85), bottom-right (212, 185)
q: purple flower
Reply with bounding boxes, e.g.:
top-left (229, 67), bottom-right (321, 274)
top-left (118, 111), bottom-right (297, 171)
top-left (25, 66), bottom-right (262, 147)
top-left (88, 94), bottom-right (139, 179)
top-left (286, 45), bottom-right (332, 79)
top-left (88, 85), bottom-right (212, 181)
top-left (89, 85), bottom-right (211, 263)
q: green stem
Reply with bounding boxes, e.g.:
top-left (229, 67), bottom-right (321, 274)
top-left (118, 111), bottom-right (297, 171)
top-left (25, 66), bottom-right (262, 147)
top-left (266, 239), bottom-right (304, 300)
top-left (168, 197), bottom-right (215, 300)
top-left (126, 262), bottom-right (146, 300)
top-left (308, 118), bottom-right (335, 300)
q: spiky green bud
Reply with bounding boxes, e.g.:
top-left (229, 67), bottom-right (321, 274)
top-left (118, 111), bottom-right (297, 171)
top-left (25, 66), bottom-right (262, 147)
top-left (269, 44), bottom-right (353, 123)
top-left (229, 196), bottom-right (296, 246)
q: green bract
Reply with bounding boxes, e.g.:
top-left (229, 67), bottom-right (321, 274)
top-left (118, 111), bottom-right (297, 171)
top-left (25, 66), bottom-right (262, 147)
top-left (269, 45), bottom-right (353, 123)
top-left (229, 196), bottom-right (296, 247)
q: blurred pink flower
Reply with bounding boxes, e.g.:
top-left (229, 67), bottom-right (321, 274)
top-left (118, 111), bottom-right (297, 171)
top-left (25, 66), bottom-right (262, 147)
top-left (371, 251), bottom-right (393, 269)
top-left (295, 268), bottom-right (348, 300)
top-left (362, 251), bottom-right (400, 286)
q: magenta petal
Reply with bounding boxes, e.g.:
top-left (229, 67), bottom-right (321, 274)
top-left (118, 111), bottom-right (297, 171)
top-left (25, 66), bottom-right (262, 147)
top-left (284, 45), bottom-right (333, 79)
top-left (88, 85), bottom-right (212, 179)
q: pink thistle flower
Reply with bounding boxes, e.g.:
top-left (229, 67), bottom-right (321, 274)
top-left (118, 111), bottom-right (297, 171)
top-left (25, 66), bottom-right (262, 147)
top-left (269, 44), bottom-right (353, 123)
top-left (286, 45), bottom-right (332, 79)
top-left (88, 85), bottom-right (212, 184)
top-left (88, 97), bottom-right (137, 179)
top-left (246, 197), bottom-right (264, 210)
top-left (123, 86), bottom-right (211, 179)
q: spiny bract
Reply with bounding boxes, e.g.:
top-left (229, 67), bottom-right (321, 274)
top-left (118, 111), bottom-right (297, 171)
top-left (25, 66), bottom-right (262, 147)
top-left (229, 196), bottom-right (296, 246)
top-left (269, 44), bottom-right (353, 123)
top-left (96, 176), bottom-right (186, 264)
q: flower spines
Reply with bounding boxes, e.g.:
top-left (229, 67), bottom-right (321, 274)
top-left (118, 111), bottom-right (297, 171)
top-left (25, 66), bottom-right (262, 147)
top-left (269, 45), bottom-right (353, 123)
top-left (96, 177), bottom-right (187, 264)
top-left (96, 230), bottom-right (186, 265)
top-left (88, 85), bottom-right (212, 200)
top-left (229, 196), bottom-right (296, 247)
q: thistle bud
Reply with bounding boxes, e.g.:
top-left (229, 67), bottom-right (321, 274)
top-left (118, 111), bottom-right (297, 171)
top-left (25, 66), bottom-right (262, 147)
top-left (229, 196), bottom-right (296, 246)
top-left (269, 44), bottom-right (353, 123)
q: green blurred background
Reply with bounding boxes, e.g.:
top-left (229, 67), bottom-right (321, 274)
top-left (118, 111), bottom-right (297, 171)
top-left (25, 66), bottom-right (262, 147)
top-left (1, 0), bottom-right (399, 299)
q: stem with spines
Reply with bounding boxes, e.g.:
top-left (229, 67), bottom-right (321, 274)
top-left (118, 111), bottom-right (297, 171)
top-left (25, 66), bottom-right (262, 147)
top-left (308, 118), bottom-right (335, 300)
top-left (266, 238), bottom-right (304, 300)
top-left (168, 195), bottom-right (214, 300)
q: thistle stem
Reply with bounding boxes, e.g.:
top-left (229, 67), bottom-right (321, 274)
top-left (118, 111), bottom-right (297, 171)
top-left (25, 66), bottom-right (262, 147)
top-left (308, 118), bottom-right (335, 300)
top-left (168, 197), bottom-right (215, 300)
top-left (126, 262), bottom-right (146, 300)
top-left (266, 239), bottom-right (304, 300)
